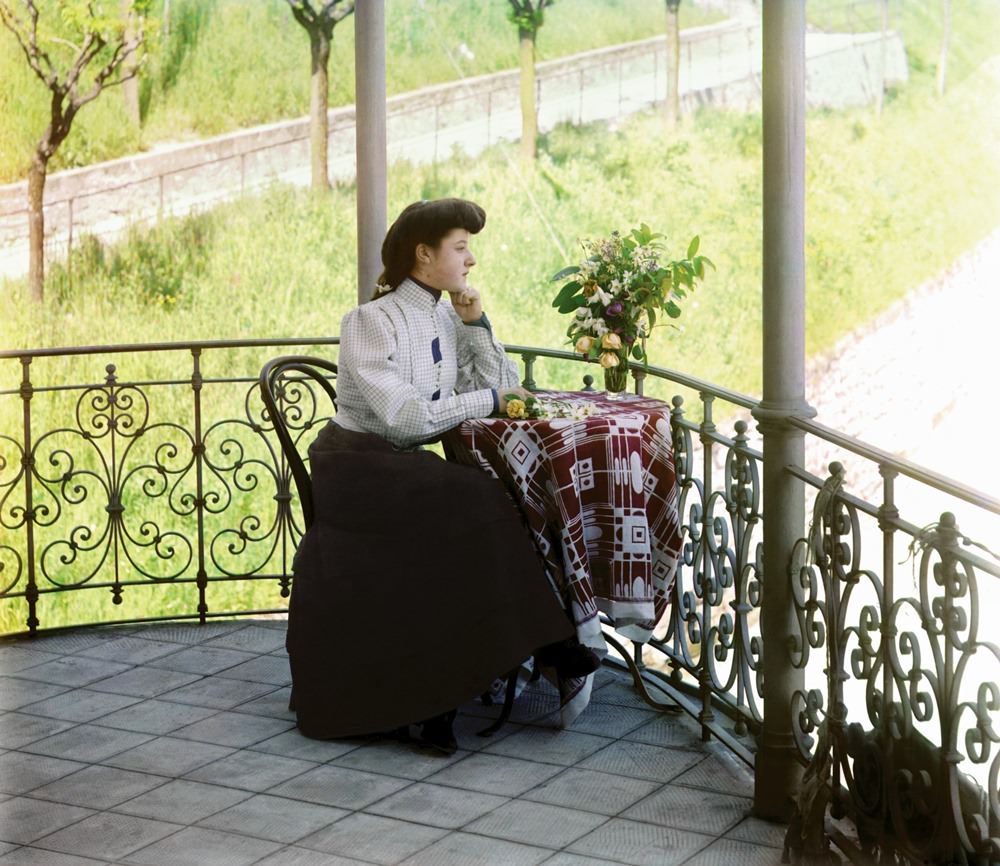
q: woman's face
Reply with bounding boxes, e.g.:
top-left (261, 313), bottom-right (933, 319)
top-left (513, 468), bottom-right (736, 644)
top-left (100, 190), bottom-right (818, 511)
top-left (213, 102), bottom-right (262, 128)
top-left (418, 228), bottom-right (476, 293)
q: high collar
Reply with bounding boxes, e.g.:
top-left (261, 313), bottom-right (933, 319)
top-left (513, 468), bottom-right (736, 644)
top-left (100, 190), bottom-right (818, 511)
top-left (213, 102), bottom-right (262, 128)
top-left (395, 277), bottom-right (442, 309)
top-left (408, 275), bottom-right (443, 303)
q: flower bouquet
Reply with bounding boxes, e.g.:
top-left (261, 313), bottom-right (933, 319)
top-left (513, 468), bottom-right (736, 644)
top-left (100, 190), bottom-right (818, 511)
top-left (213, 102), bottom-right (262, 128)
top-left (500, 393), bottom-right (601, 421)
top-left (552, 225), bottom-right (712, 395)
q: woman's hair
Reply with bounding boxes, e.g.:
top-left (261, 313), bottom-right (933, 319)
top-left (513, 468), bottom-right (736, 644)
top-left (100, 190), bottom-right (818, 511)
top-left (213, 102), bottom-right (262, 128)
top-left (373, 198), bottom-right (486, 297)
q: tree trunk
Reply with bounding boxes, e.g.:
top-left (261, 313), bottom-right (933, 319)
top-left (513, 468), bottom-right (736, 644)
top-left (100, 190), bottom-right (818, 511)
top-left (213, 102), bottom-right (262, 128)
top-left (27, 153), bottom-right (47, 303)
top-left (518, 27), bottom-right (537, 165)
top-left (665, 1), bottom-right (681, 127)
top-left (309, 31), bottom-right (331, 191)
top-left (937, 0), bottom-right (952, 97)
top-left (121, 0), bottom-right (141, 125)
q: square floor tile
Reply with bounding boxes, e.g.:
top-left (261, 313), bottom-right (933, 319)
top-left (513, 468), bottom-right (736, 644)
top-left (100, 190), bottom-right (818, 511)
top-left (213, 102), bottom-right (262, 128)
top-left (214, 655), bottom-right (291, 685)
top-left (544, 853), bottom-right (640, 866)
top-left (15, 687), bottom-right (139, 722)
top-left (671, 749), bottom-right (756, 797)
top-left (125, 825), bottom-right (285, 866)
top-left (568, 817), bottom-right (714, 866)
top-left (12, 633), bottom-right (104, 656)
top-left (90, 698), bottom-right (218, 735)
top-left (0, 752), bottom-right (87, 796)
top-left (198, 793), bottom-right (348, 844)
top-left (423, 752), bottom-right (563, 796)
top-left (557, 703), bottom-right (659, 738)
top-left (0, 713), bottom-right (75, 749)
top-left (0, 796), bottom-right (94, 845)
top-left (29, 764), bottom-right (166, 809)
top-left (103, 736), bottom-right (234, 777)
top-left (171, 710), bottom-right (294, 748)
top-left (578, 740), bottom-right (703, 782)
top-left (522, 767), bottom-right (661, 815)
top-left (203, 626), bottom-right (286, 654)
top-left (483, 727), bottom-right (614, 766)
top-left (451, 713), bottom-right (517, 752)
top-left (683, 837), bottom-right (787, 865)
top-left (0, 677), bottom-right (68, 711)
top-left (21, 723), bottom-right (152, 763)
top-left (589, 682), bottom-right (657, 710)
top-left (137, 622), bottom-right (244, 645)
top-left (116, 778), bottom-right (251, 824)
top-left (0, 647), bottom-right (61, 676)
top-left (78, 636), bottom-right (181, 665)
top-left (464, 799), bottom-right (607, 848)
top-left (157, 676), bottom-right (275, 710)
top-left (13, 656), bottom-right (131, 688)
top-left (725, 815), bottom-right (788, 849)
top-left (232, 687), bottom-right (295, 720)
top-left (254, 847), bottom-right (369, 866)
top-left (249, 729), bottom-right (360, 763)
top-left (87, 666), bottom-right (201, 699)
top-left (184, 749), bottom-right (318, 792)
top-left (149, 645), bottom-right (257, 676)
top-left (365, 782), bottom-right (507, 830)
top-left (622, 783), bottom-right (751, 835)
top-left (268, 765), bottom-right (410, 810)
top-left (33, 811), bottom-right (181, 861)
top-left (398, 831), bottom-right (551, 866)
top-left (623, 714), bottom-right (707, 751)
top-left (0, 847), bottom-right (109, 865)
top-left (297, 812), bottom-right (446, 865)
top-left (330, 739), bottom-right (465, 781)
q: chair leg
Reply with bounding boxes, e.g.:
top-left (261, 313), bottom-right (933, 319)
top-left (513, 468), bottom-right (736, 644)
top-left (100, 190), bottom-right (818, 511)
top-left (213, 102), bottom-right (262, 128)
top-left (477, 668), bottom-right (519, 737)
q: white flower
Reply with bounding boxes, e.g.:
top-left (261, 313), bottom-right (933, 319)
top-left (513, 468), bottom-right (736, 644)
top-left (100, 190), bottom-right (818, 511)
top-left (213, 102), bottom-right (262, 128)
top-left (592, 318), bottom-right (609, 336)
top-left (594, 287), bottom-right (614, 306)
top-left (574, 307), bottom-right (591, 319)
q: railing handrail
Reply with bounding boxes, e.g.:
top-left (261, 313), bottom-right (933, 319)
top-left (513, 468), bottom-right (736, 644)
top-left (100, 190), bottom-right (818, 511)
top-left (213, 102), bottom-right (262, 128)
top-left (5, 336), bottom-right (995, 515)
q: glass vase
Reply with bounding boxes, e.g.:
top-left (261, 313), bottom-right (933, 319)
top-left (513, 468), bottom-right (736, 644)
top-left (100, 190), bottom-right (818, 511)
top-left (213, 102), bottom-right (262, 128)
top-left (603, 357), bottom-right (629, 398)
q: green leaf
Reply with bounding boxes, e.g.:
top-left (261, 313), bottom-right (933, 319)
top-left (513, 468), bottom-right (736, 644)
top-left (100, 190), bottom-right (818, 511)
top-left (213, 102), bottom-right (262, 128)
top-left (647, 308), bottom-right (656, 329)
top-left (686, 235), bottom-right (700, 259)
top-left (666, 301), bottom-right (681, 318)
top-left (556, 294), bottom-right (587, 314)
top-left (551, 280), bottom-right (581, 308)
top-left (631, 344), bottom-right (644, 360)
top-left (551, 265), bottom-right (580, 281)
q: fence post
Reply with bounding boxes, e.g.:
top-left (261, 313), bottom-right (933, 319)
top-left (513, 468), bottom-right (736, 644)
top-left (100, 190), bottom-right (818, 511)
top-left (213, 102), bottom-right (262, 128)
top-left (191, 348), bottom-right (208, 622)
top-left (19, 357), bottom-right (39, 633)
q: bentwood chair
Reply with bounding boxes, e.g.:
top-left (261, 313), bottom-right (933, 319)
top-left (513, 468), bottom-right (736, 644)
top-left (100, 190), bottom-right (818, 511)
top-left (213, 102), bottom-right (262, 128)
top-left (258, 355), bottom-right (338, 531)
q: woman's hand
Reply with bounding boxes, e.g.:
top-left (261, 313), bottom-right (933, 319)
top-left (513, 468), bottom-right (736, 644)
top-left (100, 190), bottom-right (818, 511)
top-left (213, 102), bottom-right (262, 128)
top-left (450, 286), bottom-right (484, 323)
top-left (498, 386), bottom-right (532, 414)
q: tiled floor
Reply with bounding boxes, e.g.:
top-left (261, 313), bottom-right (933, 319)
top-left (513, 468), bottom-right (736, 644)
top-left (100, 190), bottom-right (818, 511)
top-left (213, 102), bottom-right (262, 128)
top-left (0, 619), bottom-right (788, 865)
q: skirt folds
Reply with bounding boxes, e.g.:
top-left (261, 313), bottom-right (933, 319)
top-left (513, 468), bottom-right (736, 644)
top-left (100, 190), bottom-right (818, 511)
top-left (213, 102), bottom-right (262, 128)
top-left (287, 422), bottom-right (574, 739)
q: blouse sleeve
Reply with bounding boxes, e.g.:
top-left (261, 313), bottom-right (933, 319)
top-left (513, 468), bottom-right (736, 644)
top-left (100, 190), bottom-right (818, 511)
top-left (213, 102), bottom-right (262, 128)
top-left (450, 307), bottom-right (521, 394)
top-left (340, 303), bottom-right (496, 446)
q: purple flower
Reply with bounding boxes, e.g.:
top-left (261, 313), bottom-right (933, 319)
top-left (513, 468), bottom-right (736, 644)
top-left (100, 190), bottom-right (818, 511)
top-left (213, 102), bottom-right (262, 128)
top-left (605, 302), bottom-right (623, 317)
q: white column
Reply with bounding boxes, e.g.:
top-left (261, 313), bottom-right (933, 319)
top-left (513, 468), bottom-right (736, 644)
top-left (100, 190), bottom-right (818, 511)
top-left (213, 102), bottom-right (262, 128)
top-left (752, 0), bottom-right (814, 820)
top-left (354, 0), bottom-right (387, 304)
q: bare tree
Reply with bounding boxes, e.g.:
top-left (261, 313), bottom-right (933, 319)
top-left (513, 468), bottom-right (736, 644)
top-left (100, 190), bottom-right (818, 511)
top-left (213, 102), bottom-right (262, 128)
top-left (937, 0), bottom-right (952, 96)
top-left (0, 0), bottom-right (149, 302)
top-left (285, 0), bottom-right (355, 192)
top-left (121, 0), bottom-right (141, 125)
top-left (664, 0), bottom-right (681, 127)
top-left (507, 0), bottom-right (552, 165)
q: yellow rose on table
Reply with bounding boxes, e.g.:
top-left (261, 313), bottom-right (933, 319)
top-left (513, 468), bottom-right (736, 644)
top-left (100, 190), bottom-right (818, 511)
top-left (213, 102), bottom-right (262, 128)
top-left (574, 335), bottom-right (594, 354)
top-left (601, 332), bottom-right (623, 350)
top-left (599, 351), bottom-right (620, 369)
top-left (506, 398), bottom-right (527, 419)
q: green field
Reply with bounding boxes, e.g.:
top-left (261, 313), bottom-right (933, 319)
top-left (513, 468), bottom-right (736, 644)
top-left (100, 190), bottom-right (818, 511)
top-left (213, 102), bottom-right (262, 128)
top-left (0, 0), bottom-right (722, 183)
top-left (1, 0), bottom-right (999, 634)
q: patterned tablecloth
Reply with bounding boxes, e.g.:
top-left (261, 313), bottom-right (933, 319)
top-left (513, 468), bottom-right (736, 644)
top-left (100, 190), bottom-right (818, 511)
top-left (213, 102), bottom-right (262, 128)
top-left (443, 390), bottom-right (683, 722)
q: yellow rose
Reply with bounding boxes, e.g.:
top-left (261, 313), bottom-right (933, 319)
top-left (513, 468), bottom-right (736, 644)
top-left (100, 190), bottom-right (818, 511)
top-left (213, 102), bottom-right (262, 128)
top-left (599, 352), bottom-right (620, 369)
top-left (574, 336), bottom-right (594, 354)
top-left (506, 398), bottom-right (527, 419)
top-left (601, 332), bottom-right (623, 350)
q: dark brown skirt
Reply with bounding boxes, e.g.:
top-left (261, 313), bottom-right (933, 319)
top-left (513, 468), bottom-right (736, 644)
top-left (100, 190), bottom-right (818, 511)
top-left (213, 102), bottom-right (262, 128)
top-left (286, 421), bottom-right (574, 739)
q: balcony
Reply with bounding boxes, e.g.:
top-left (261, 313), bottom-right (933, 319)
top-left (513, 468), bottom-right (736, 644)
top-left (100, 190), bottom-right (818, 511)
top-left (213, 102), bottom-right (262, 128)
top-left (2, 338), bottom-right (998, 865)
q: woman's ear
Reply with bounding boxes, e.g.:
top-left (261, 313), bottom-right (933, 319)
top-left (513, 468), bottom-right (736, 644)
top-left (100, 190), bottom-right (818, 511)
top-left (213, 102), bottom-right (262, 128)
top-left (415, 242), bottom-right (432, 265)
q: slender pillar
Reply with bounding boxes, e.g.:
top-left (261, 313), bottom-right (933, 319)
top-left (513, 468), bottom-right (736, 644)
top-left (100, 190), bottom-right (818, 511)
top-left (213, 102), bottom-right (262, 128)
top-left (354, 0), bottom-right (387, 304)
top-left (751, 0), bottom-right (814, 821)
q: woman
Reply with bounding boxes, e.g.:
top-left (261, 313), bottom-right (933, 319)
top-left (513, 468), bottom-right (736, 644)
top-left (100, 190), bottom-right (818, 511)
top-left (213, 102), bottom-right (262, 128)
top-left (287, 198), bottom-right (585, 754)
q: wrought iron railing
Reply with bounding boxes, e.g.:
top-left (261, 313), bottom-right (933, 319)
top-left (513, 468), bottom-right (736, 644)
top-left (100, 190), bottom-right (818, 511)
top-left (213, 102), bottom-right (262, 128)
top-left (2, 337), bottom-right (998, 862)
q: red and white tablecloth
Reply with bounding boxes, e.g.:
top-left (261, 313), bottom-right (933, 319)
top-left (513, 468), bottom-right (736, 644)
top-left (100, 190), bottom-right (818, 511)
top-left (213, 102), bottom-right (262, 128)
top-left (443, 390), bottom-right (683, 721)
